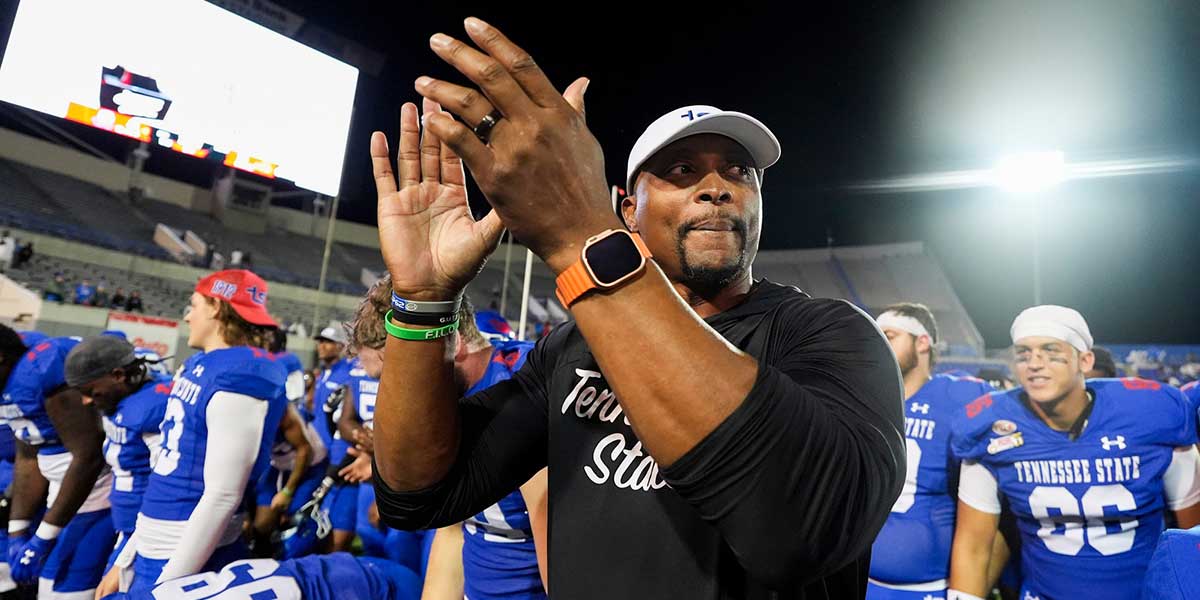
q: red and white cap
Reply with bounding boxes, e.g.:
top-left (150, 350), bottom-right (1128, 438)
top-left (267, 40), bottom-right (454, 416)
top-left (623, 105), bottom-right (781, 206)
top-left (195, 269), bottom-right (277, 327)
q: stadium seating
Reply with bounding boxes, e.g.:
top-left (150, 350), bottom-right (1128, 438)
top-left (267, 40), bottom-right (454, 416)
top-left (6, 251), bottom-right (353, 328)
top-left (0, 158), bottom-right (371, 293)
top-left (754, 242), bottom-right (988, 357)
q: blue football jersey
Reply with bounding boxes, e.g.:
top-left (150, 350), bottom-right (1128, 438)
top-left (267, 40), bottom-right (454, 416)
top-left (311, 358), bottom-right (352, 453)
top-left (951, 378), bottom-right (1197, 600)
top-left (461, 340), bottom-right (544, 600)
top-left (103, 376), bottom-right (171, 533)
top-left (1181, 381), bottom-right (1199, 430)
top-left (870, 374), bottom-right (994, 584)
top-left (1141, 526), bottom-right (1200, 600)
top-left (139, 347), bottom-right (287, 522)
top-left (113, 553), bottom-right (419, 600)
top-left (0, 423), bottom-right (12, 463)
top-left (0, 332), bottom-right (42, 462)
top-left (16, 330), bottom-right (48, 347)
top-left (272, 352), bottom-right (303, 377)
top-left (0, 336), bottom-right (80, 452)
top-left (333, 359), bottom-right (379, 463)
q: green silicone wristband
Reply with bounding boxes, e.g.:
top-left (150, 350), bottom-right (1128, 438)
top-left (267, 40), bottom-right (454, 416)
top-left (384, 310), bottom-right (459, 341)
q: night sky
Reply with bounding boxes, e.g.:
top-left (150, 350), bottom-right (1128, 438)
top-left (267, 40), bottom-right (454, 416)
top-left (2, 1), bottom-right (1198, 347)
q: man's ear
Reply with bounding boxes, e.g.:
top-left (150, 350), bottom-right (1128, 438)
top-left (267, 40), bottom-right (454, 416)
top-left (916, 334), bottom-right (932, 356)
top-left (1078, 350), bottom-right (1096, 375)
top-left (453, 333), bottom-right (468, 363)
top-left (620, 196), bottom-right (638, 232)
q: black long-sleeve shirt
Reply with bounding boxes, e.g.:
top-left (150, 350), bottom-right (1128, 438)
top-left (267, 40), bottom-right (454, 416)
top-left (374, 280), bottom-right (906, 599)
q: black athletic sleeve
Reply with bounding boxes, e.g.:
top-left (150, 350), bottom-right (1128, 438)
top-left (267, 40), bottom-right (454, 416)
top-left (372, 335), bottom-right (552, 531)
top-left (660, 299), bottom-right (906, 587)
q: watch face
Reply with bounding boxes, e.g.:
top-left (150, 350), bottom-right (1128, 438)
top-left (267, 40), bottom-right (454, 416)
top-left (585, 232), bottom-right (645, 286)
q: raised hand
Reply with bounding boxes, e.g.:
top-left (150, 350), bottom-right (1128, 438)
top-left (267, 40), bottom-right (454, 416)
top-left (413, 18), bottom-right (623, 273)
top-left (373, 98), bottom-right (505, 301)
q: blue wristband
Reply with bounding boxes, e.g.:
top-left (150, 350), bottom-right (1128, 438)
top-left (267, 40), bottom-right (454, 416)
top-left (390, 291), bottom-right (460, 315)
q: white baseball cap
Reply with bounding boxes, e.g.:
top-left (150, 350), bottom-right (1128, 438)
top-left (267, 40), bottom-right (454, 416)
top-left (313, 325), bottom-right (347, 345)
top-left (1010, 305), bottom-right (1094, 353)
top-left (621, 105), bottom-right (781, 210)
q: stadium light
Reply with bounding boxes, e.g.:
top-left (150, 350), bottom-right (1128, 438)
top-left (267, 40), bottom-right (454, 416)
top-left (990, 151), bottom-right (1066, 193)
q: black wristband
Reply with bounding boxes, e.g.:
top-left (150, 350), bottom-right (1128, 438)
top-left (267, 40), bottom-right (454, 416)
top-left (388, 309), bottom-right (459, 327)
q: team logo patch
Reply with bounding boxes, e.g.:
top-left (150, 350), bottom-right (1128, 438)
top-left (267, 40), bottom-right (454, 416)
top-left (987, 432), bottom-right (1024, 455)
top-left (1100, 435), bottom-right (1127, 451)
top-left (966, 393), bottom-right (993, 418)
top-left (991, 419), bottom-right (1017, 435)
top-left (210, 280), bottom-right (238, 299)
top-left (246, 285), bottom-right (267, 305)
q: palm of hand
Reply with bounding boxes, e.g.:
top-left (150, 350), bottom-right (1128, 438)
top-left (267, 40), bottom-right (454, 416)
top-left (373, 100), bottom-right (502, 301)
top-left (379, 181), bottom-right (485, 298)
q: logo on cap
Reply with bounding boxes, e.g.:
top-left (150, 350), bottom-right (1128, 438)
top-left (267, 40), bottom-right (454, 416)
top-left (210, 280), bottom-right (238, 300)
top-left (680, 109), bottom-right (711, 121)
top-left (247, 285), bottom-right (267, 305)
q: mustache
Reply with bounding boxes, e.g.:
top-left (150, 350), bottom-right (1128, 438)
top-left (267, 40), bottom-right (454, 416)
top-left (676, 214), bottom-right (749, 238)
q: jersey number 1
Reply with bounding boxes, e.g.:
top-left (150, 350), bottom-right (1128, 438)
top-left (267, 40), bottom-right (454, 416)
top-left (1029, 484), bottom-right (1137, 556)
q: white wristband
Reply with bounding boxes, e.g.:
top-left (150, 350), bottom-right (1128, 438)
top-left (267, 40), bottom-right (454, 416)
top-left (34, 522), bottom-right (62, 540)
top-left (947, 590), bottom-right (987, 600)
top-left (7, 519), bottom-right (30, 534)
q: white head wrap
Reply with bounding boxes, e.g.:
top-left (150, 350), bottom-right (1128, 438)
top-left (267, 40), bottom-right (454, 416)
top-left (1010, 305), bottom-right (1093, 353)
top-left (877, 311), bottom-right (932, 340)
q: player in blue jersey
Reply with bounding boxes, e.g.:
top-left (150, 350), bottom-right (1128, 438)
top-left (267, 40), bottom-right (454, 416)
top-left (868, 304), bottom-right (994, 600)
top-left (0, 325), bottom-right (114, 599)
top-left (16, 331), bottom-right (47, 348)
top-left (1141, 525), bottom-right (1200, 600)
top-left (100, 552), bottom-right (420, 600)
top-left (0, 332), bottom-right (40, 594)
top-left (308, 326), bottom-right (356, 553)
top-left (948, 306), bottom-right (1200, 600)
top-left (0, 330), bottom-right (47, 596)
top-left (268, 329), bottom-right (308, 410)
top-left (251, 404), bottom-right (327, 558)
top-left (340, 278), bottom-right (548, 599)
top-left (95, 270), bottom-right (289, 597)
top-left (64, 335), bottom-right (171, 569)
top-left (1181, 381), bottom-right (1199, 428)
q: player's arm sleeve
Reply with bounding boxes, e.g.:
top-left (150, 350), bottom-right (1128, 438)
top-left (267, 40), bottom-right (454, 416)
top-left (957, 460), bottom-right (1002, 514)
top-left (155, 391), bottom-right (267, 582)
top-left (285, 370), bottom-right (306, 403)
top-left (1163, 446), bottom-right (1200, 510)
top-left (373, 337), bottom-right (552, 532)
top-left (658, 300), bottom-right (907, 586)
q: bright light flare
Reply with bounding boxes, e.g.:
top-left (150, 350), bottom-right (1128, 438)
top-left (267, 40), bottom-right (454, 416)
top-left (990, 151), bottom-right (1066, 193)
top-left (845, 154), bottom-right (1198, 194)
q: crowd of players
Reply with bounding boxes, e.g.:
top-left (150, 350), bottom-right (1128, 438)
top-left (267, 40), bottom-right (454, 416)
top-left (869, 303), bottom-right (1200, 600)
top-left (0, 268), bottom-right (544, 599)
top-left (0, 263), bottom-right (1197, 599)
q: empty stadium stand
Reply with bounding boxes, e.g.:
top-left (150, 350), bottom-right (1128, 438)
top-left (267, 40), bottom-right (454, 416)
top-left (754, 242), bottom-right (987, 357)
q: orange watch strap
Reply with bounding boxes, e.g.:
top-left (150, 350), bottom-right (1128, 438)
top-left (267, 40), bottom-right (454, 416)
top-left (555, 260), bottom-right (593, 307)
top-left (555, 231), bottom-right (651, 307)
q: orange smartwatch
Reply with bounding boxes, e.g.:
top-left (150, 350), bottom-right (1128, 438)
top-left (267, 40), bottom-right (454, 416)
top-left (555, 230), bottom-right (652, 307)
